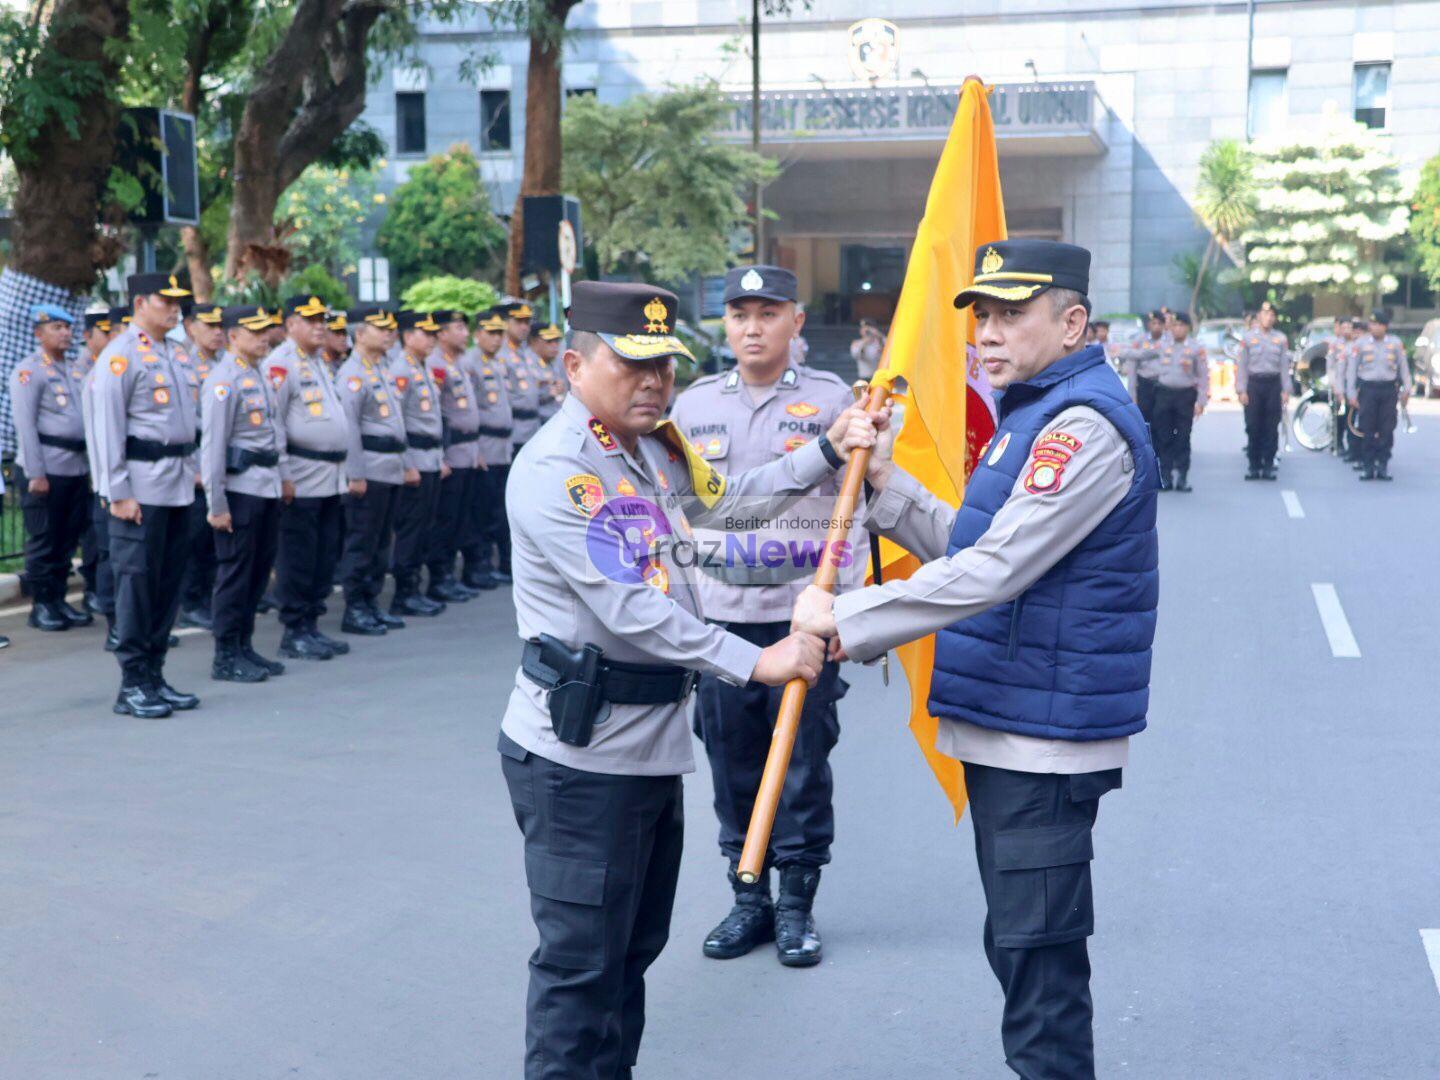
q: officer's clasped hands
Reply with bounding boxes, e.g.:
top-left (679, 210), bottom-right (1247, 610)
top-left (826, 403), bottom-right (892, 460)
top-left (751, 630), bottom-right (826, 688)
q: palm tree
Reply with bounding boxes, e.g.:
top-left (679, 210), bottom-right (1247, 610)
top-left (1191, 139), bottom-right (1257, 320)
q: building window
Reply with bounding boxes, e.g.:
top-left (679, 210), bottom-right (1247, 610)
top-left (396, 91), bottom-right (427, 155)
top-left (1248, 70), bottom-right (1287, 139)
top-left (1353, 62), bottom-right (1390, 130)
top-left (480, 89), bottom-right (511, 152)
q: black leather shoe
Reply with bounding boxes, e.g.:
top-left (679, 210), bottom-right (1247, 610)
top-left (28, 602), bottom-right (71, 632)
top-left (255, 593), bottom-right (277, 614)
top-left (168, 633), bottom-right (180, 647)
top-left (151, 675), bottom-right (200, 710)
top-left (0, 635), bottom-right (9, 650)
top-left (177, 605), bottom-right (214, 630)
top-left (427, 580), bottom-right (472, 604)
top-left (391, 592), bottom-right (445, 618)
top-left (84, 590), bottom-right (102, 615)
top-left (775, 866), bottom-right (823, 968)
top-left (1261, 466), bottom-right (1277, 481)
top-left (114, 683), bottom-right (172, 718)
top-left (1360, 464), bottom-right (1376, 481)
top-left (370, 603), bottom-right (405, 630)
top-left (212, 641), bottom-right (269, 682)
top-left (703, 868), bottom-right (775, 960)
top-left (242, 642), bottom-right (285, 677)
top-left (462, 569), bottom-right (499, 591)
top-left (308, 622), bottom-right (350, 655)
top-left (1244, 467), bottom-right (1261, 481)
top-left (59, 600), bottom-right (94, 627)
top-left (1174, 470), bottom-right (1192, 492)
top-left (492, 569), bottom-right (512, 585)
top-left (1375, 464), bottom-right (1393, 481)
top-left (104, 625), bottom-right (120, 651)
top-left (1158, 470), bottom-right (1173, 491)
top-left (279, 628), bottom-right (334, 660)
top-left (342, 607), bottom-right (386, 636)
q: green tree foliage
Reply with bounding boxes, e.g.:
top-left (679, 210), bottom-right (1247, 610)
top-left (562, 84), bottom-right (779, 281)
top-left (1409, 153), bottom-right (1440, 295)
top-left (401, 275), bottom-right (499, 316)
top-left (1242, 113), bottom-right (1410, 307)
top-left (1188, 138), bottom-right (1256, 319)
top-left (0, 10), bottom-right (108, 168)
top-left (281, 264), bottom-right (352, 308)
top-left (376, 145), bottom-right (507, 294)
top-left (277, 162), bottom-right (379, 279)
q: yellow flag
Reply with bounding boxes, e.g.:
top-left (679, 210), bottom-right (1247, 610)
top-left (869, 78), bottom-right (1007, 822)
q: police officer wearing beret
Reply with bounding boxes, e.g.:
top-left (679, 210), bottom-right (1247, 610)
top-left (266, 295), bottom-right (353, 661)
top-left (176, 303), bottom-right (226, 631)
top-left (335, 307), bottom-right (411, 635)
top-left (795, 240), bottom-right (1157, 1080)
top-left (202, 307), bottom-right (285, 682)
top-left (499, 280), bottom-right (881, 1079)
top-left (9, 304), bottom-right (93, 632)
top-left (670, 265), bottom-right (859, 967)
top-left (1346, 309), bottom-right (1411, 481)
top-left (92, 272), bottom-right (203, 718)
top-left (388, 310), bottom-right (449, 618)
top-left (424, 310), bottom-right (483, 603)
top-left (457, 308), bottom-right (514, 589)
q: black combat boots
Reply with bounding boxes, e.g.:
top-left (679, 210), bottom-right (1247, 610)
top-left (774, 865), bottom-right (823, 968)
top-left (212, 635), bottom-right (269, 682)
top-left (1174, 469), bottom-right (1192, 492)
top-left (702, 866), bottom-right (775, 960)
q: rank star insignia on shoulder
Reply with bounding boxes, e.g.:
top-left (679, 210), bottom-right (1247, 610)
top-left (588, 417), bottom-right (618, 452)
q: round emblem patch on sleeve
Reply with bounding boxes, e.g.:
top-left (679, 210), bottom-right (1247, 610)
top-left (1022, 430), bottom-right (1083, 494)
top-left (566, 473), bottom-right (605, 516)
top-left (109, 357), bottom-right (128, 376)
top-left (1023, 460), bottom-right (1064, 494)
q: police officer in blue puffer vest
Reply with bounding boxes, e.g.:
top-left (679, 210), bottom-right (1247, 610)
top-left (794, 239), bottom-right (1159, 1080)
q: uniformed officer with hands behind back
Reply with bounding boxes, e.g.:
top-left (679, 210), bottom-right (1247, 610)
top-left (499, 301), bottom-right (543, 453)
top-left (458, 307), bottom-right (514, 589)
top-left (1236, 300), bottom-right (1289, 480)
top-left (498, 280), bottom-right (883, 1080)
top-left (1346, 309), bottom-right (1410, 481)
top-left (176, 303), bottom-right (225, 631)
top-left (669, 264), bottom-right (859, 968)
top-left (1148, 311), bottom-right (1207, 492)
top-left (201, 306), bottom-right (285, 682)
top-left (425, 309), bottom-right (484, 603)
top-left (91, 272), bottom-right (203, 718)
top-left (794, 240), bottom-right (1157, 1080)
top-left (9, 304), bottom-right (93, 632)
top-left (530, 321), bottom-right (567, 420)
top-left (388, 310), bottom-right (448, 618)
top-left (75, 309), bottom-right (116, 614)
top-left (335, 306), bottom-right (411, 635)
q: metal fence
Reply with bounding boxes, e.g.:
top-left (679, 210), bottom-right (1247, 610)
top-left (1, 456), bottom-right (25, 564)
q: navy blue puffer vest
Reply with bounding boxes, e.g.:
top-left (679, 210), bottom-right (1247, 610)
top-left (928, 344), bottom-right (1159, 741)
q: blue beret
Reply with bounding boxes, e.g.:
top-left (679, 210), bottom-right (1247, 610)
top-left (31, 303), bottom-right (74, 326)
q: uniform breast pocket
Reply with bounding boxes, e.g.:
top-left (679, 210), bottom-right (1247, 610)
top-left (692, 431), bottom-right (730, 462)
top-left (774, 421), bottom-right (822, 457)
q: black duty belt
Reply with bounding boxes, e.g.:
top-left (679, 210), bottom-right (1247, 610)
top-left (477, 424), bottom-right (513, 439)
top-left (406, 433), bottom-right (442, 450)
top-left (39, 433), bottom-right (86, 453)
top-left (288, 444), bottom-right (346, 464)
top-left (125, 437), bottom-right (194, 461)
top-left (511, 408), bottom-right (539, 420)
top-left (361, 435), bottom-right (405, 454)
top-left (522, 637), bottom-right (697, 705)
top-left (444, 429), bottom-right (480, 447)
top-left (226, 447), bottom-right (280, 474)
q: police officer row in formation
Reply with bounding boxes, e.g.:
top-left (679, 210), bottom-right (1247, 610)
top-left (1110, 302), bottom-right (1411, 484)
top-left (7, 274), bottom-right (565, 718)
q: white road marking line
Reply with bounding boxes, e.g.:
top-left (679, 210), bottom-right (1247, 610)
top-left (1311, 583), bottom-right (1361, 659)
top-left (1281, 489), bottom-right (1305, 519)
top-left (1422, 930), bottom-right (1440, 998)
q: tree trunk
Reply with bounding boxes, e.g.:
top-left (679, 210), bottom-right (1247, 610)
top-left (6, 0), bottom-right (131, 292)
top-left (1190, 235), bottom-right (1216, 322)
top-left (505, 0), bottom-right (581, 296)
top-left (222, 0), bottom-right (385, 283)
top-left (178, 23), bottom-right (216, 300)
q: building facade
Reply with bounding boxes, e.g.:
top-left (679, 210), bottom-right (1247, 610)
top-left (361, 0), bottom-right (1440, 323)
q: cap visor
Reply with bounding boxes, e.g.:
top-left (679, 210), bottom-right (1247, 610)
top-left (599, 332), bottom-right (694, 363)
top-left (725, 288), bottom-right (795, 305)
top-left (953, 281), bottom-right (1048, 309)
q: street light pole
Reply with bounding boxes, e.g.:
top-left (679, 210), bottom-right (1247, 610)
top-left (751, 0), bottom-right (763, 260)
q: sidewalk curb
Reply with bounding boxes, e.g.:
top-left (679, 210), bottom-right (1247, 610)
top-left (0, 572), bottom-right (21, 607)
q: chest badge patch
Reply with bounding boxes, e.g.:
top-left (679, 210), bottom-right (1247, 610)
top-left (566, 473), bottom-right (605, 516)
top-left (705, 437), bottom-right (724, 458)
top-left (786, 402), bottom-right (819, 418)
top-left (785, 436), bottom-right (809, 452)
top-left (153, 387), bottom-right (171, 405)
top-left (214, 383), bottom-right (231, 401)
top-left (347, 376), bottom-right (363, 393)
top-left (16, 370), bottom-right (29, 386)
top-left (109, 357), bottom-right (128, 376)
top-left (249, 410), bottom-right (264, 426)
top-left (588, 417), bottom-right (618, 452)
top-left (616, 476), bottom-right (637, 496)
top-left (307, 402), bottom-right (324, 416)
top-left (987, 432), bottom-right (1012, 466)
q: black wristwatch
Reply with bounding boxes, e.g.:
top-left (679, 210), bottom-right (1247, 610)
top-left (817, 433), bottom-right (846, 470)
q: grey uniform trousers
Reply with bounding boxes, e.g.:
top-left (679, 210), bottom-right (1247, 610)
top-left (500, 731), bottom-right (682, 1080)
top-left (965, 762), bottom-right (1122, 1080)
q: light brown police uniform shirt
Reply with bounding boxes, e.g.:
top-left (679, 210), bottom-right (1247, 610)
top-left (459, 347), bottom-right (514, 467)
top-left (267, 339), bottom-right (349, 498)
top-left (432, 347), bottom-right (483, 470)
top-left (9, 349), bottom-right (87, 478)
top-left (669, 362), bottom-right (864, 624)
top-left (501, 392), bottom-right (842, 777)
top-left (200, 354), bottom-right (282, 515)
top-left (834, 405), bottom-right (1134, 774)
top-left (336, 353), bottom-right (408, 485)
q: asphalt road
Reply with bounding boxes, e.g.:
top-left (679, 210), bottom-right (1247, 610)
top-left (1, 403), bottom-right (1438, 1079)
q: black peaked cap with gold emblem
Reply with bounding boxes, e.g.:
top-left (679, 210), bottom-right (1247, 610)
top-left (284, 294), bottom-right (329, 320)
top-left (84, 311), bottom-right (112, 333)
top-left (347, 305), bottom-right (397, 330)
top-left (128, 272), bottom-right (192, 303)
top-left (396, 310), bottom-right (440, 333)
top-left (190, 304), bottom-right (224, 326)
top-left (221, 305), bottom-right (278, 331)
top-left (953, 239), bottom-right (1090, 309)
top-left (567, 281), bottom-right (694, 362)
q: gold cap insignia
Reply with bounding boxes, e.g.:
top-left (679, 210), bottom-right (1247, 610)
top-left (981, 247), bottom-right (1004, 276)
top-left (643, 297), bottom-right (670, 334)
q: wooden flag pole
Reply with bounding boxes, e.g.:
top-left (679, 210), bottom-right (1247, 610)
top-left (736, 379), bottom-right (893, 884)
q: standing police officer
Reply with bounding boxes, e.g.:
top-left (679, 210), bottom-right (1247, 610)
top-left (202, 307), bottom-right (285, 682)
top-left (425, 310), bottom-right (482, 603)
top-left (669, 265), bottom-right (858, 967)
top-left (75, 310), bottom-right (115, 614)
top-left (9, 305), bottom-right (92, 631)
top-left (91, 272), bottom-right (202, 718)
top-left (389, 310), bottom-right (448, 618)
top-left (499, 280), bottom-right (877, 1079)
top-left (323, 310), bottom-right (351, 378)
top-left (176, 303), bottom-right (225, 631)
top-left (499, 301), bottom-right (543, 454)
top-left (336, 307), bottom-right (411, 635)
top-left (458, 308), bottom-right (513, 589)
top-left (268, 296), bottom-right (352, 661)
top-left (1236, 301), bottom-right (1289, 481)
top-left (1149, 312), bottom-right (1208, 493)
top-left (1115, 311), bottom-right (1166, 426)
top-left (1347, 309), bottom-right (1411, 481)
top-left (796, 240), bottom-right (1156, 1080)
top-left (1328, 318), bottom-right (1356, 464)
top-left (530, 322), bottom-right (567, 421)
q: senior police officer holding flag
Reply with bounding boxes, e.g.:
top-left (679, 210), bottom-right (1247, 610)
top-left (498, 280), bottom-right (884, 1079)
top-left (794, 240), bottom-right (1157, 1080)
